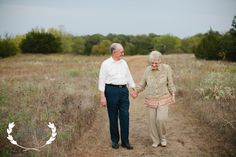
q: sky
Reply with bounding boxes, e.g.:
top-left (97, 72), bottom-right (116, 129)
top-left (0, 0), bottom-right (235, 38)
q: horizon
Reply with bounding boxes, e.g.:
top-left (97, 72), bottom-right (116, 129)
top-left (0, 0), bottom-right (236, 38)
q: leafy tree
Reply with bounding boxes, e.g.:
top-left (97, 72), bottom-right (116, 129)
top-left (48, 27), bottom-right (74, 53)
top-left (125, 42), bottom-right (136, 55)
top-left (181, 34), bottom-right (204, 53)
top-left (181, 38), bottom-right (193, 53)
top-left (0, 35), bottom-right (18, 58)
top-left (20, 30), bottom-right (61, 53)
top-left (106, 34), bottom-right (128, 47)
top-left (91, 40), bottom-right (111, 55)
top-left (128, 35), bottom-right (153, 55)
top-left (223, 16), bottom-right (236, 61)
top-left (229, 16), bottom-right (236, 37)
top-left (222, 16), bottom-right (236, 61)
top-left (72, 36), bottom-right (85, 54)
top-left (220, 34), bottom-right (236, 61)
top-left (152, 34), bottom-right (180, 53)
top-left (13, 35), bottom-right (25, 53)
top-left (194, 29), bottom-right (222, 60)
top-left (60, 34), bottom-right (73, 53)
top-left (84, 34), bottom-right (104, 55)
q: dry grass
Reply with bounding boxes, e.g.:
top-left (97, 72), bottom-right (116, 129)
top-left (0, 54), bottom-right (107, 157)
top-left (0, 54), bottom-right (235, 156)
top-left (164, 54), bottom-right (236, 144)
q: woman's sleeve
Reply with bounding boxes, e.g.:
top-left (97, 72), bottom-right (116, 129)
top-left (167, 65), bottom-right (176, 95)
top-left (135, 67), bottom-right (148, 93)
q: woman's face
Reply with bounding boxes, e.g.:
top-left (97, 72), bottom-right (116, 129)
top-left (151, 58), bottom-right (161, 70)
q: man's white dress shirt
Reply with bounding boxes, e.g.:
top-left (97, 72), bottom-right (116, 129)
top-left (98, 57), bottom-right (135, 92)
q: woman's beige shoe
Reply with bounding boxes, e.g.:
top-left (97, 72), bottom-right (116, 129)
top-left (152, 143), bottom-right (159, 148)
top-left (161, 140), bottom-right (167, 147)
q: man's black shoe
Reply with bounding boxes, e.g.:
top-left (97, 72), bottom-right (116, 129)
top-left (121, 143), bottom-right (133, 150)
top-left (112, 143), bottom-right (119, 149)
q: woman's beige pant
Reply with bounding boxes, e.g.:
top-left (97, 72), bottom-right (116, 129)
top-left (148, 105), bottom-right (168, 145)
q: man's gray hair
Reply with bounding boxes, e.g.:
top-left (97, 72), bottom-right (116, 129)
top-left (109, 43), bottom-right (123, 53)
top-left (149, 50), bottom-right (162, 62)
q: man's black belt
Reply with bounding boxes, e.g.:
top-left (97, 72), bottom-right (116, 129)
top-left (106, 84), bottom-right (127, 88)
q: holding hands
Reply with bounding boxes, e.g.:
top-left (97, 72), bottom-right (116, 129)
top-left (131, 89), bottom-right (138, 99)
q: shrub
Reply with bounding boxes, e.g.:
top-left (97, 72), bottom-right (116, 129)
top-left (0, 36), bottom-right (18, 58)
top-left (220, 33), bottom-right (236, 61)
top-left (196, 72), bottom-right (235, 100)
top-left (20, 31), bottom-right (61, 54)
top-left (194, 29), bottom-right (222, 60)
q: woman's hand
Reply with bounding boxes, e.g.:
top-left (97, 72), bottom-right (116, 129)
top-left (172, 93), bottom-right (175, 102)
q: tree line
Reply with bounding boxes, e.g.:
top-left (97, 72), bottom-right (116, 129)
top-left (0, 16), bottom-right (235, 61)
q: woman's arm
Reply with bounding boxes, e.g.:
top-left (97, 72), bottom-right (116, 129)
top-left (166, 65), bottom-right (176, 95)
top-left (135, 67), bottom-right (149, 93)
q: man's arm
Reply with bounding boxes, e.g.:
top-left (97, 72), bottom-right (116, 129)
top-left (98, 62), bottom-right (107, 107)
top-left (100, 91), bottom-right (107, 107)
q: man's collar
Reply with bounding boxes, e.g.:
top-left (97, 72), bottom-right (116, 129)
top-left (110, 57), bottom-right (122, 63)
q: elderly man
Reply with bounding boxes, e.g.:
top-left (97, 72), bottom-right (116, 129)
top-left (98, 43), bottom-right (135, 150)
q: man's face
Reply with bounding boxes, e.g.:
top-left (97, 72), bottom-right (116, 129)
top-left (113, 47), bottom-right (124, 60)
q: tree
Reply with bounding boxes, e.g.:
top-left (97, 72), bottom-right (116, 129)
top-left (72, 36), bottom-right (85, 55)
top-left (125, 42), bottom-right (136, 55)
top-left (48, 27), bottom-right (74, 53)
top-left (0, 35), bottom-right (18, 58)
top-left (14, 35), bottom-right (25, 53)
top-left (60, 34), bottom-right (73, 53)
top-left (20, 30), bottom-right (61, 53)
top-left (152, 35), bottom-right (180, 53)
top-left (223, 15), bottom-right (236, 61)
top-left (220, 33), bottom-right (236, 61)
top-left (194, 29), bottom-right (222, 60)
top-left (84, 34), bottom-right (104, 55)
top-left (91, 40), bottom-right (111, 55)
top-left (229, 16), bottom-right (236, 37)
top-left (129, 35), bottom-right (153, 55)
top-left (181, 34), bottom-right (204, 53)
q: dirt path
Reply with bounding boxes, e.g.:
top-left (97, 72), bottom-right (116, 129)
top-left (71, 56), bottom-right (233, 157)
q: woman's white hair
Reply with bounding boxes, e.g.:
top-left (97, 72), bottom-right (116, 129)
top-left (149, 50), bottom-right (162, 62)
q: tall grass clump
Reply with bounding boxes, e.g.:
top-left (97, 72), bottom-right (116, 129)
top-left (171, 54), bottom-right (236, 144)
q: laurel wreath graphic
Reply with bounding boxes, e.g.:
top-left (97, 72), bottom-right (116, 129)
top-left (7, 122), bottom-right (57, 151)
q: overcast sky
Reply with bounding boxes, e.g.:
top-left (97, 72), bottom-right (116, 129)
top-left (0, 0), bottom-right (235, 38)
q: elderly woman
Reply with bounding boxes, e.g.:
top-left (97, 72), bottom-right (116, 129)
top-left (133, 50), bottom-right (176, 148)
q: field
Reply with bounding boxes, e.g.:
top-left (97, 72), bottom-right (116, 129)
top-left (0, 54), bottom-right (236, 157)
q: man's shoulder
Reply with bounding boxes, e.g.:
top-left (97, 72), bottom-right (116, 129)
top-left (120, 59), bottom-right (128, 64)
top-left (102, 57), bottom-right (112, 65)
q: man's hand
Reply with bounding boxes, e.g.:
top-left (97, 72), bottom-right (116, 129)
top-left (100, 92), bottom-right (107, 107)
top-left (131, 89), bottom-right (138, 99)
